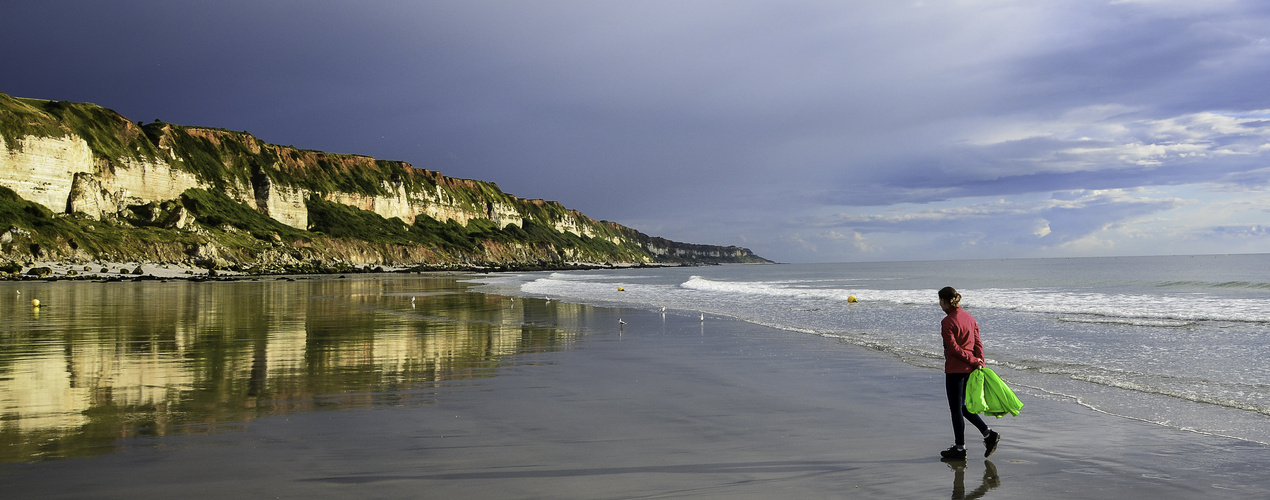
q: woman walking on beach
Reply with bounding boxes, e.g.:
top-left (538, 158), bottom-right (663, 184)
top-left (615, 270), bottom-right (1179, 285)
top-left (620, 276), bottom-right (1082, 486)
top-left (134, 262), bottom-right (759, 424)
top-left (938, 286), bottom-right (1000, 460)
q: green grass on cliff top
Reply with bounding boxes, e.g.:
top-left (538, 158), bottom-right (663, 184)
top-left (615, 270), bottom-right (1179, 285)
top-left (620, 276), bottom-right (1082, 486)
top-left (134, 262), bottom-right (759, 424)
top-left (0, 93), bottom-right (162, 163)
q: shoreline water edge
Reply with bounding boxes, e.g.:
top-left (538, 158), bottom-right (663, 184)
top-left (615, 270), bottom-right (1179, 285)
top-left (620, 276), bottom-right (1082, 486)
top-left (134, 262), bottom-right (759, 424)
top-left (1, 259), bottom-right (715, 281)
top-left (1, 263), bottom-right (1268, 498)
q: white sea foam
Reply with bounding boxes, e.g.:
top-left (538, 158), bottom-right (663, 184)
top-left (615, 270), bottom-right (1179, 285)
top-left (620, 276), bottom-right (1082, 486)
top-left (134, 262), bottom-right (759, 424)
top-left (680, 276), bottom-right (1270, 324)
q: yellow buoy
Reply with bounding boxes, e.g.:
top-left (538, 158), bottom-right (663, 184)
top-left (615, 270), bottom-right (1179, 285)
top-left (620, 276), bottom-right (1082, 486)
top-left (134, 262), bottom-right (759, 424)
top-left (847, 295), bottom-right (858, 303)
top-left (31, 298), bottom-right (40, 307)
top-left (617, 286), bottom-right (625, 292)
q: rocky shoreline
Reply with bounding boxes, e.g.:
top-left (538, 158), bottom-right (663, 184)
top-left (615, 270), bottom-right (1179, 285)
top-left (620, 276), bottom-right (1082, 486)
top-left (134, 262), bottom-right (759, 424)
top-left (2, 259), bottom-right (711, 282)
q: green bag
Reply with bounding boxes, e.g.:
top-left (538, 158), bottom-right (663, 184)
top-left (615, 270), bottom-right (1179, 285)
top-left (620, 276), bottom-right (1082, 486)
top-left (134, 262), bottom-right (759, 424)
top-left (965, 367), bottom-right (1023, 417)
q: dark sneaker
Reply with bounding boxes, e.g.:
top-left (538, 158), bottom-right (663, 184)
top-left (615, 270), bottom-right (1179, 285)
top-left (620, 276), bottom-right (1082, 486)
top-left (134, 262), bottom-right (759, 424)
top-left (940, 446), bottom-right (967, 460)
top-left (984, 431), bottom-right (1001, 458)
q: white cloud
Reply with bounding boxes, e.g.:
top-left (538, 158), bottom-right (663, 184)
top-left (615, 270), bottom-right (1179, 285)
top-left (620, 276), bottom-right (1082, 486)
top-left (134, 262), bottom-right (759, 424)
top-left (814, 189), bottom-right (1181, 227)
top-left (851, 231), bottom-right (878, 253)
top-left (818, 229), bottom-right (879, 254)
top-left (783, 233), bottom-right (818, 254)
top-left (1033, 219), bottom-right (1052, 237)
top-left (959, 109), bottom-right (1270, 176)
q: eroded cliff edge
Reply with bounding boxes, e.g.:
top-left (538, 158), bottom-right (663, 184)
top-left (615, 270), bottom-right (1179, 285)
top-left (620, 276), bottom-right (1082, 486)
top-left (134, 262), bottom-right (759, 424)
top-left (0, 92), bottom-right (770, 274)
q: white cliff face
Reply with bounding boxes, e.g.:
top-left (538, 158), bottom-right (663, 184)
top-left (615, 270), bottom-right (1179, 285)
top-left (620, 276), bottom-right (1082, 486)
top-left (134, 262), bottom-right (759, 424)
top-left (105, 157), bottom-right (202, 206)
top-left (487, 201), bottom-right (522, 228)
top-left (1, 134), bottom-right (230, 220)
top-left (418, 183), bottom-right (524, 228)
top-left (552, 217), bottom-right (595, 238)
top-left (323, 187), bottom-right (419, 225)
top-left (0, 134), bottom-right (582, 246)
top-left (3, 134), bottom-right (296, 228)
top-left (322, 181), bottom-right (526, 229)
top-left (254, 174), bottom-right (308, 230)
top-left (418, 184), bottom-right (475, 225)
top-left (0, 135), bottom-right (95, 213)
top-left (0, 133), bottom-right (530, 232)
top-left (68, 156), bottom-right (206, 218)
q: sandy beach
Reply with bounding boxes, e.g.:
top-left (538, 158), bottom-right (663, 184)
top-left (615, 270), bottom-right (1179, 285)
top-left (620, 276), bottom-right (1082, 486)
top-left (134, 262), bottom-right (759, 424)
top-left (1, 281), bottom-right (1266, 498)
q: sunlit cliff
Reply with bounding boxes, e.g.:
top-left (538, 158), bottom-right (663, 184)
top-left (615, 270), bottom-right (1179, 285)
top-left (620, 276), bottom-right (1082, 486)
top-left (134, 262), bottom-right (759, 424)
top-left (0, 92), bottom-right (769, 272)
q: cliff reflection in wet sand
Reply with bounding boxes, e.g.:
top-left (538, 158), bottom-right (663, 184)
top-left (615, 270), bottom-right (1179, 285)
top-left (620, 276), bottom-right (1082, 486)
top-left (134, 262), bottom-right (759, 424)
top-left (0, 275), bottom-right (582, 463)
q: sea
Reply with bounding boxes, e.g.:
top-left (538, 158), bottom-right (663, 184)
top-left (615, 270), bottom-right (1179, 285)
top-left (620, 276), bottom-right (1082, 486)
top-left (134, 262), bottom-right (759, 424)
top-left (468, 254), bottom-right (1270, 445)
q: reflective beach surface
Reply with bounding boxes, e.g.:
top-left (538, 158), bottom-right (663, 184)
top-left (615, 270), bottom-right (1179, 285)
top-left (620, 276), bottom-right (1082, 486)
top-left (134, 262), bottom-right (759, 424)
top-left (0, 275), bottom-right (583, 463)
top-left (3, 272), bottom-right (1269, 498)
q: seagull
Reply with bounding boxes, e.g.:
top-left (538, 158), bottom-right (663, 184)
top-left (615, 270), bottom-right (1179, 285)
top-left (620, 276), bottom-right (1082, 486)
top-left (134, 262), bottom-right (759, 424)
top-left (660, 307), bottom-right (666, 313)
top-left (700, 313), bottom-right (705, 322)
top-left (619, 318), bottom-right (626, 325)
top-left (411, 296), bottom-right (416, 303)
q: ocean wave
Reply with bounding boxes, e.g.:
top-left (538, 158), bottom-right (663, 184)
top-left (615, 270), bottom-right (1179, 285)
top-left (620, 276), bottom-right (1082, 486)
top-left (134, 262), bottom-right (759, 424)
top-left (681, 275), bottom-right (841, 298)
top-left (680, 277), bottom-right (1270, 323)
top-left (975, 288), bottom-right (1270, 323)
top-left (680, 276), bottom-right (930, 304)
top-left (545, 272), bottom-right (657, 281)
top-left (1157, 280), bottom-right (1270, 290)
top-left (1056, 316), bottom-right (1197, 328)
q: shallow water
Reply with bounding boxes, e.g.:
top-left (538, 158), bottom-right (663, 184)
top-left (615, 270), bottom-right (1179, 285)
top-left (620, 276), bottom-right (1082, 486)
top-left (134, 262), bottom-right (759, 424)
top-left (0, 275), bottom-right (584, 463)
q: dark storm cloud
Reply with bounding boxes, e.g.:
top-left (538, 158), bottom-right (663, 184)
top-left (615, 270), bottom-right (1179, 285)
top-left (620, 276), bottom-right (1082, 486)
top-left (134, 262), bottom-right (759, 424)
top-left (1004, 3), bottom-right (1270, 114)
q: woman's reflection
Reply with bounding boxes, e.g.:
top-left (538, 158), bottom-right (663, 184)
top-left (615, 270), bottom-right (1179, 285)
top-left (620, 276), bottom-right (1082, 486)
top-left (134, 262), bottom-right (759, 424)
top-left (947, 460), bottom-right (999, 499)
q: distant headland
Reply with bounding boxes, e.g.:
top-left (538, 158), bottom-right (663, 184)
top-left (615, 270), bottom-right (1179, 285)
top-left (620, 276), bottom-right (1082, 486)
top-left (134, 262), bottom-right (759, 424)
top-left (0, 91), bottom-right (770, 279)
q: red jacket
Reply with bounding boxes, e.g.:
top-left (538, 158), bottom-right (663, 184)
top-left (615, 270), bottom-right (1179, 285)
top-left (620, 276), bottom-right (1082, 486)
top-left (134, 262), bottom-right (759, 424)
top-left (942, 308), bottom-right (983, 374)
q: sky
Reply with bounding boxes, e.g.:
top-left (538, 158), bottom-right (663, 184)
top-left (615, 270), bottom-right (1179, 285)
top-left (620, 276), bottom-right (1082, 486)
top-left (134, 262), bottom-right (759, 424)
top-left (5, 0), bottom-right (1270, 263)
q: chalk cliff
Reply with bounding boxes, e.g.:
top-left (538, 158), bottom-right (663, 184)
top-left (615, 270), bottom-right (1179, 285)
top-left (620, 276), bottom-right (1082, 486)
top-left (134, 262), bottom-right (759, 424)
top-left (0, 92), bottom-right (769, 272)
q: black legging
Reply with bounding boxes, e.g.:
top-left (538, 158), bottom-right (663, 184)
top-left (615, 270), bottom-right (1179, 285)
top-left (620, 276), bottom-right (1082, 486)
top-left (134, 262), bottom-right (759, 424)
top-left (946, 372), bottom-right (989, 447)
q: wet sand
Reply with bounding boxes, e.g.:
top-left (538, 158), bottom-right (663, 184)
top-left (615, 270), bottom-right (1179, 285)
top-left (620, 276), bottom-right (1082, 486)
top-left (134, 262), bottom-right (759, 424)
top-left (1, 299), bottom-right (1266, 498)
